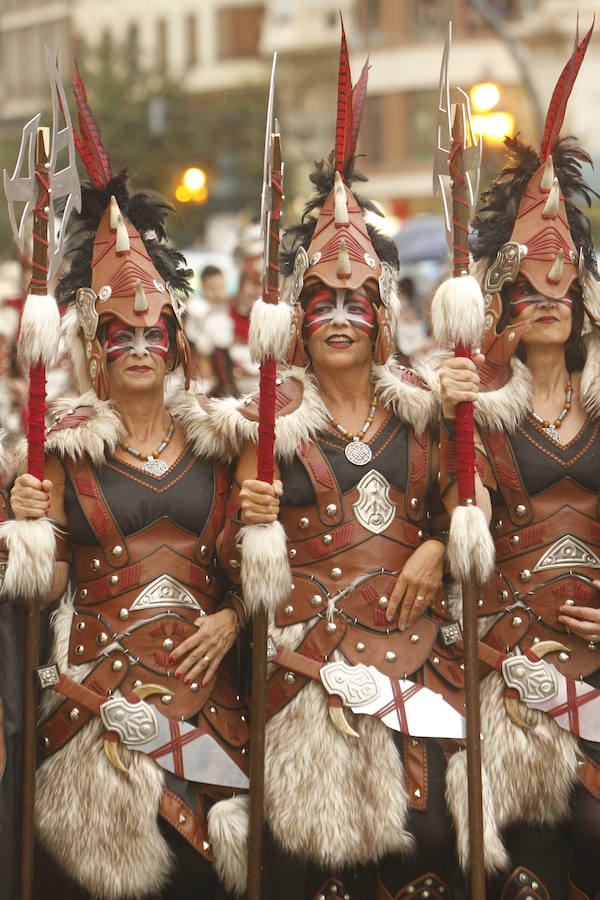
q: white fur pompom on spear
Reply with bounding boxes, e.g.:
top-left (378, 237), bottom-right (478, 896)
top-left (1, 47), bottom-right (81, 900)
top-left (430, 23), bottom-right (494, 900)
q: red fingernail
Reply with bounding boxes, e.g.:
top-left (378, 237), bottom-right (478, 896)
top-left (175, 671), bottom-right (182, 679)
top-left (184, 677), bottom-right (190, 685)
top-left (202, 680), bottom-right (207, 687)
top-left (168, 656), bottom-right (174, 664)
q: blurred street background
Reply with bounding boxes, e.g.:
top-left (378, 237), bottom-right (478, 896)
top-left (0, 0), bottom-right (598, 440)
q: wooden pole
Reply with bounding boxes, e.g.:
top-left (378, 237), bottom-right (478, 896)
top-left (449, 106), bottom-right (486, 898)
top-left (246, 609), bottom-right (268, 900)
top-left (247, 130), bottom-right (282, 900)
top-left (19, 125), bottom-right (50, 900)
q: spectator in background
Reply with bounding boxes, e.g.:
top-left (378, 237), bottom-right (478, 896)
top-left (184, 237), bottom-right (261, 398)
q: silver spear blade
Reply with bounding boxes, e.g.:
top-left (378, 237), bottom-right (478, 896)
top-left (433, 22), bottom-right (482, 249)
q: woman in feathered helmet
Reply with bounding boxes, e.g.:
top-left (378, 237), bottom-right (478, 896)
top-left (9, 69), bottom-right (256, 899)
top-left (439, 22), bottom-right (600, 898)
top-left (210, 20), bottom-right (470, 900)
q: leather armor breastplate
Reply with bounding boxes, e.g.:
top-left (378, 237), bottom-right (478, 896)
top-left (267, 418), bottom-right (464, 717)
top-left (60, 452), bottom-right (247, 745)
top-left (480, 420), bottom-right (600, 679)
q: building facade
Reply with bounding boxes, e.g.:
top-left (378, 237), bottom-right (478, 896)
top-left (0, 0), bottom-right (598, 226)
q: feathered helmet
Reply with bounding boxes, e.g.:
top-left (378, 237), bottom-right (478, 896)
top-left (472, 21), bottom-right (600, 372)
top-left (58, 66), bottom-right (192, 400)
top-left (280, 19), bottom-right (402, 366)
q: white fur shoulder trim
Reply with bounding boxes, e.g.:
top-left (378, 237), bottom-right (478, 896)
top-left (373, 359), bottom-right (438, 434)
top-left (474, 357), bottom-right (532, 433)
top-left (41, 391), bottom-right (124, 467)
top-left (208, 360), bottom-right (438, 462)
top-left (208, 367), bottom-right (328, 462)
top-left (37, 382), bottom-right (229, 467)
top-left (580, 331), bottom-right (600, 419)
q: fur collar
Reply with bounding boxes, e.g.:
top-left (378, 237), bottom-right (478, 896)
top-left (17, 382), bottom-right (225, 471)
top-left (470, 333), bottom-right (600, 433)
top-left (208, 359), bottom-right (439, 463)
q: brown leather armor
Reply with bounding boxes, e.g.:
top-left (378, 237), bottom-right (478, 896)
top-left (477, 423), bottom-right (600, 681)
top-left (222, 413), bottom-right (464, 717)
top-left (38, 450), bottom-right (249, 777)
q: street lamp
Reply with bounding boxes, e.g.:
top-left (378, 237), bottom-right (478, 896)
top-left (470, 81), bottom-right (514, 143)
top-left (175, 167), bottom-right (208, 204)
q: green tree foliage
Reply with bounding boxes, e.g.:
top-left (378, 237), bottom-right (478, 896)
top-left (0, 39), bottom-right (266, 260)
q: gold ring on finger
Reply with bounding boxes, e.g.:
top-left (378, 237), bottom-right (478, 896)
top-left (590, 634), bottom-right (599, 644)
top-left (202, 655), bottom-right (210, 664)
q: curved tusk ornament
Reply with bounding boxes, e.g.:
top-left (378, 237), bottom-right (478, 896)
top-left (103, 737), bottom-right (128, 772)
top-left (328, 702), bottom-right (360, 738)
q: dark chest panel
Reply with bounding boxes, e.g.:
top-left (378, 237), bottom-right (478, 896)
top-left (63, 445), bottom-right (216, 543)
top-left (502, 416), bottom-right (600, 498)
top-left (280, 414), bottom-right (412, 507)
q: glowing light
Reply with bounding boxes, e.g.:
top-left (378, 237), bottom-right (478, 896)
top-left (472, 112), bottom-right (515, 142)
top-left (176, 184), bottom-right (192, 203)
top-left (470, 82), bottom-right (500, 112)
top-left (183, 167), bottom-right (206, 191)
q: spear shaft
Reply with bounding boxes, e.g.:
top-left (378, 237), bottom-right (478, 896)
top-left (449, 104), bottom-right (485, 899)
top-left (19, 125), bottom-right (49, 900)
top-left (247, 130), bottom-right (282, 900)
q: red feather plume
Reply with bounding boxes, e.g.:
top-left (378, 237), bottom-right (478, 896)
top-left (350, 58), bottom-right (370, 164)
top-left (335, 16), bottom-right (370, 180)
top-left (72, 61), bottom-right (113, 188)
top-left (541, 18), bottom-right (594, 162)
top-left (335, 16), bottom-right (354, 177)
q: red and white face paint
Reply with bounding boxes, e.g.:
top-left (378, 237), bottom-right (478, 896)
top-left (303, 287), bottom-right (376, 337)
top-left (509, 278), bottom-right (574, 318)
top-left (105, 318), bottom-right (170, 362)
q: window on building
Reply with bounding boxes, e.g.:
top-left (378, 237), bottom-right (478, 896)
top-left (157, 19), bottom-right (168, 68)
top-left (217, 6), bottom-right (263, 59)
top-left (466, 0), bottom-right (520, 32)
top-left (407, 0), bottom-right (451, 37)
top-left (126, 23), bottom-right (139, 67)
top-left (361, 94), bottom-right (384, 166)
top-left (405, 90), bottom-right (437, 165)
top-left (184, 14), bottom-right (197, 67)
top-left (99, 29), bottom-right (112, 65)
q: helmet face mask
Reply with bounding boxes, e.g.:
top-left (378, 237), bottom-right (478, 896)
top-left (72, 198), bottom-right (191, 397)
top-left (474, 22), bottom-right (598, 366)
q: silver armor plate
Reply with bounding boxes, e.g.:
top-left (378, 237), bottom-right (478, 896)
top-left (532, 534), bottom-right (600, 572)
top-left (501, 654), bottom-right (558, 703)
top-left (129, 574), bottom-right (205, 612)
top-left (100, 696), bottom-right (159, 745)
top-left (320, 661), bottom-right (381, 707)
top-left (352, 470), bottom-right (397, 535)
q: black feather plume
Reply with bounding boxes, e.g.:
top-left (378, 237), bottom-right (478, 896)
top-left (473, 135), bottom-right (599, 277)
top-left (57, 170), bottom-right (192, 306)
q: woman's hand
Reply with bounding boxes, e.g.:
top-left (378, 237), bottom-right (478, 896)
top-left (239, 478), bottom-right (282, 525)
top-left (170, 608), bottom-right (240, 686)
top-left (439, 354), bottom-right (484, 418)
top-left (10, 474), bottom-right (52, 520)
top-left (386, 540), bottom-right (446, 629)
top-left (558, 585), bottom-right (600, 642)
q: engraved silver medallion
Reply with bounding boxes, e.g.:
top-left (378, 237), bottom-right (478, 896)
top-left (344, 440), bottom-right (372, 466)
top-left (142, 456), bottom-right (168, 477)
top-left (542, 424), bottom-right (561, 444)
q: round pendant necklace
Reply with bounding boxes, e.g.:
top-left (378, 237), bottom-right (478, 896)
top-left (121, 417), bottom-right (174, 477)
top-left (324, 394), bottom-right (378, 465)
top-left (529, 376), bottom-right (572, 445)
